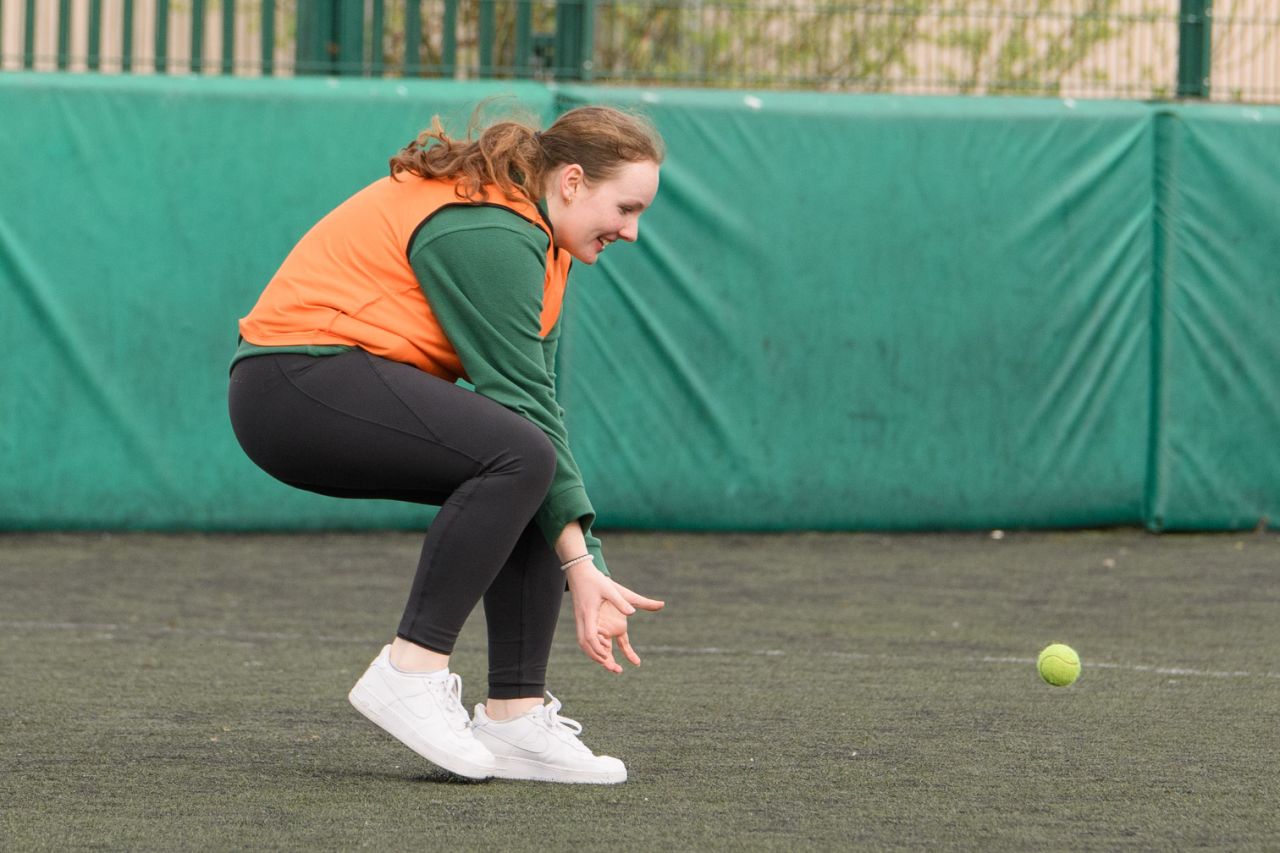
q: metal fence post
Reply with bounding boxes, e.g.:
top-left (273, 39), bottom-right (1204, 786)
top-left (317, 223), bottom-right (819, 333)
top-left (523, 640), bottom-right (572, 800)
top-left (478, 0), bottom-right (495, 78)
top-left (122, 0), bottom-right (134, 72)
top-left (261, 0), bottom-right (276, 76)
top-left (296, 0), bottom-right (335, 75)
top-left (554, 0), bottom-right (577, 79)
top-left (1177, 0), bottom-right (1212, 98)
top-left (57, 0), bottom-right (72, 70)
top-left (88, 0), bottom-right (103, 71)
top-left (190, 0), bottom-right (205, 74)
top-left (580, 0), bottom-right (595, 81)
top-left (22, 0), bottom-right (35, 69)
top-left (554, 0), bottom-right (595, 80)
top-left (370, 0), bottom-right (385, 76)
top-left (442, 0), bottom-right (458, 77)
top-left (336, 0), bottom-right (364, 75)
top-left (516, 0), bottom-right (534, 78)
top-left (154, 0), bottom-right (169, 73)
top-left (405, 0), bottom-right (422, 76)
top-left (221, 0), bottom-right (236, 74)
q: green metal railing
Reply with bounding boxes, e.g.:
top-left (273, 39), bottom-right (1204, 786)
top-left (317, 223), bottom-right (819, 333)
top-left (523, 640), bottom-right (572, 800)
top-left (1178, 0), bottom-right (1212, 97)
top-left (289, 0), bottom-right (591, 79)
top-left (1, 1), bottom-right (1277, 103)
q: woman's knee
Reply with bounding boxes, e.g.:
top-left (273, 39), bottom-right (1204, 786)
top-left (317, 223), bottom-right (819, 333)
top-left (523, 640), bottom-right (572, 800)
top-left (499, 418), bottom-right (558, 494)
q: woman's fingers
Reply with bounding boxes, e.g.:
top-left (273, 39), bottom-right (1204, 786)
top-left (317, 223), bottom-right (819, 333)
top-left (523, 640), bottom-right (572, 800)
top-left (571, 575), bottom-right (664, 672)
top-left (615, 631), bottom-right (641, 667)
top-left (602, 586), bottom-right (636, 616)
top-left (575, 598), bottom-right (610, 664)
top-left (616, 583), bottom-right (665, 611)
top-left (568, 567), bottom-right (616, 664)
top-left (598, 637), bottom-right (623, 674)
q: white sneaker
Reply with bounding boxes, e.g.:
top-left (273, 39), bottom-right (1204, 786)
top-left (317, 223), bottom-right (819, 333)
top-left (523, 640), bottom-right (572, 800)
top-left (348, 645), bottom-right (496, 780)
top-left (472, 693), bottom-right (627, 784)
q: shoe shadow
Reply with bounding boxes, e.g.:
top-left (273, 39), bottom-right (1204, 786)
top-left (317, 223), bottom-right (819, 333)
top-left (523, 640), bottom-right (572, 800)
top-left (342, 766), bottom-right (492, 786)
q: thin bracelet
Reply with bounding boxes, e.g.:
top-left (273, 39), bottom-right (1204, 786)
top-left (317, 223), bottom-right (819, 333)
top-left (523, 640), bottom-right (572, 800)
top-left (560, 554), bottom-right (594, 571)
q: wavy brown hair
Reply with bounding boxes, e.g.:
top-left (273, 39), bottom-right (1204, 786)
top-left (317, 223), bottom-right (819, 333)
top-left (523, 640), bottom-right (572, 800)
top-left (389, 104), bottom-right (665, 204)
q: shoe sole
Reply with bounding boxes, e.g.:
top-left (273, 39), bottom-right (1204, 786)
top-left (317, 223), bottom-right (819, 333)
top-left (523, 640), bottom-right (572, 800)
top-left (348, 680), bottom-right (495, 780)
top-left (488, 755), bottom-right (627, 784)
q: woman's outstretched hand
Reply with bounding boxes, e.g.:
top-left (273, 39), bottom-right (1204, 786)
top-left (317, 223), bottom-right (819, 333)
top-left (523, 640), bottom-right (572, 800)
top-left (565, 563), bottom-right (665, 674)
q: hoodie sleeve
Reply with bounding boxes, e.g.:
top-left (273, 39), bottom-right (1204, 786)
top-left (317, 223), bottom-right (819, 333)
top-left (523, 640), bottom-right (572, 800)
top-left (408, 204), bottom-right (609, 576)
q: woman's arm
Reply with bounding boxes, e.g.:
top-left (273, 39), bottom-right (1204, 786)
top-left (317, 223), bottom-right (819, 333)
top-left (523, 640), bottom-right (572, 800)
top-left (410, 206), bottom-right (663, 670)
top-left (410, 206), bottom-right (609, 570)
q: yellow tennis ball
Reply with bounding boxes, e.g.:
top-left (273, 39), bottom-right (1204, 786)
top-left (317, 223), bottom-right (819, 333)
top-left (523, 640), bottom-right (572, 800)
top-left (1037, 643), bottom-right (1081, 687)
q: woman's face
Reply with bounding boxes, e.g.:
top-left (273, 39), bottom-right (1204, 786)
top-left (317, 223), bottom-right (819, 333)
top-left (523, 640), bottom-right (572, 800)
top-left (546, 160), bottom-right (660, 264)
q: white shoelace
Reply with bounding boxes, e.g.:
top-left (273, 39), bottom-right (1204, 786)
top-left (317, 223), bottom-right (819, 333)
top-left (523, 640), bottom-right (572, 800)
top-left (530, 693), bottom-right (589, 749)
top-left (430, 672), bottom-right (471, 732)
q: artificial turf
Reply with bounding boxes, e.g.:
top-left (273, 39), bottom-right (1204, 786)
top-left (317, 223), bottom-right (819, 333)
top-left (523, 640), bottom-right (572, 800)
top-left (1, 529), bottom-right (1276, 850)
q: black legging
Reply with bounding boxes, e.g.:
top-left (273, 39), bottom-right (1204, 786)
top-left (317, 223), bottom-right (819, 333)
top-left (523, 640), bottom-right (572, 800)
top-left (228, 350), bottom-right (565, 699)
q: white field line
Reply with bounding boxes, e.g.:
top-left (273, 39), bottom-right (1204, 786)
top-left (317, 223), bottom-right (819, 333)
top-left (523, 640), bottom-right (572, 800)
top-left (645, 646), bottom-right (1280, 680)
top-left (0, 620), bottom-right (363, 645)
top-left (978, 655), bottom-right (1275, 680)
top-left (4, 621), bottom-right (1279, 680)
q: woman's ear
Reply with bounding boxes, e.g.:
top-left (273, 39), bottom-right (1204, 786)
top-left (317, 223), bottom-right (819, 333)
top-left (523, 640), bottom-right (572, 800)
top-left (559, 163), bottom-right (584, 203)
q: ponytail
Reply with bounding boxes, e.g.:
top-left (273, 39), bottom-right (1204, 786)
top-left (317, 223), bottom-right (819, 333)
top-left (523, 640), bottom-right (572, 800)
top-left (390, 105), bottom-right (665, 204)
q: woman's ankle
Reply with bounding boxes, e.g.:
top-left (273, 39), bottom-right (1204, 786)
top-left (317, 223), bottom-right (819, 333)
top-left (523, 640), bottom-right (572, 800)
top-left (483, 696), bottom-right (544, 721)
top-left (389, 636), bottom-right (450, 673)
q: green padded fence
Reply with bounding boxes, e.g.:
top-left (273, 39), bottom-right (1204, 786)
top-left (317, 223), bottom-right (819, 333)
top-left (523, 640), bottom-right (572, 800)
top-left (1, 73), bottom-right (1277, 532)
top-left (555, 88), bottom-right (1157, 530)
top-left (1148, 105), bottom-right (1280, 530)
top-left (0, 74), bottom-right (555, 530)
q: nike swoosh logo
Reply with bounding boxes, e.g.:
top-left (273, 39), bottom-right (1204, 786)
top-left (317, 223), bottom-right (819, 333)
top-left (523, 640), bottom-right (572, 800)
top-left (375, 673), bottom-right (457, 723)
top-left (486, 726), bottom-right (550, 754)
